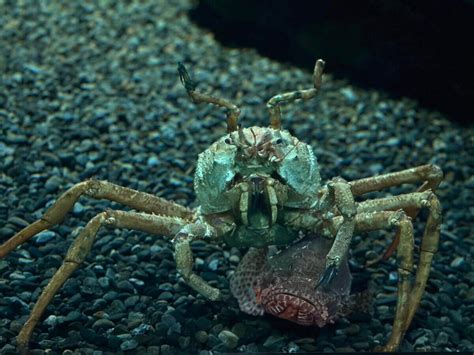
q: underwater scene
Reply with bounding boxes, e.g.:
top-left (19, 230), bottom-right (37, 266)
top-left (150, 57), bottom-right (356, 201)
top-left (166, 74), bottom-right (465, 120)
top-left (0, 0), bottom-right (473, 354)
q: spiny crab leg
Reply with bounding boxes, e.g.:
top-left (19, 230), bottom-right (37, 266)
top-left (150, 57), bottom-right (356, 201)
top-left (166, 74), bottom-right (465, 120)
top-left (0, 180), bottom-right (192, 259)
top-left (354, 210), bottom-right (415, 352)
top-left (267, 59), bottom-right (325, 129)
top-left (15, 210), bottom-right (187, 353)
top-left (349, 164), bottom-right (443, 197)
top-left (406, 193), bottom-right (440, 325)
top-left (330, 190), bottom-right (441, 350)
top-left (178, 63), bottom-right (241, 132)
top-left (173, 222), bottom-right (221, 301)
top-left (316, 177), bottom-right (356, 288)
top-left (357, 191), bottom-right (442, 327)
top-left (348, 164), bottom-right (442, 262)
top-left (356, 190), bottom-right (435, 213)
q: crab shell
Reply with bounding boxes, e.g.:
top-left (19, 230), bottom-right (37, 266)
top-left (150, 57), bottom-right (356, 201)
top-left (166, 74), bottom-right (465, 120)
top-left (194, 126), bottom-right (322, 214)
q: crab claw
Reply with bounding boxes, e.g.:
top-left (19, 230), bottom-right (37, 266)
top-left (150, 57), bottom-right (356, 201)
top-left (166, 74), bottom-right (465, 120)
top-left (316, 264), bottom-right (338, 289)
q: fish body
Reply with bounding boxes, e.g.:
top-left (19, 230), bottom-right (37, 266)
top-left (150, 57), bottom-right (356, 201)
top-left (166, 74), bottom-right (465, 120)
top-left (230, 235), bottom-right (352, 326)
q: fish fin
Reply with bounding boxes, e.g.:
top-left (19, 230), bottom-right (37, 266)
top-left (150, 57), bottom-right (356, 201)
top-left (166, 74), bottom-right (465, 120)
top-left (230, 247), bottom-right (268, 316)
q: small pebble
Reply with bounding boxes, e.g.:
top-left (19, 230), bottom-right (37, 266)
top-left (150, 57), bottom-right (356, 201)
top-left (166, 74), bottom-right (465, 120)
top-left (121, 339), bottom-right (138, 351)
top-left (229, 255), bottom-right (240, 263)
top-left (116, 280), bottom-right (136, 293)
top-left (435, 331), bottom-right (449, 346)
top-left (44, 315), bottom-right (58, 327)
top-left (92, 319), bottom-right (115, 330)
top-left (44, 175), bottom-right (63, 192)
top-left (263, 335), bottom-right (286, 349)
top-left (147, 156), bottom-right (160, 167)
top-left (195, 330), bottom-right (208, 344)
top-left (388, 271), bottom-right (398, 284)
top-left (208, 259), bottom-right (219, 271)
top-left (450, 256), bottom-right (465, 269)
top-left (34, 231), bottom-right (56, 244)
top-left (218, 330), bottom-right (239, 349)
top-left (131, 323), bottom-right (153, 336)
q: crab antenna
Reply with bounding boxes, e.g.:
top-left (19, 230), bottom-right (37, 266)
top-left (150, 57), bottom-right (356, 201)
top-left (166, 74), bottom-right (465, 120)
top-left (267, 59), bottom-right (325, 129)
top-left (178, 63), bottom-right (241, 132)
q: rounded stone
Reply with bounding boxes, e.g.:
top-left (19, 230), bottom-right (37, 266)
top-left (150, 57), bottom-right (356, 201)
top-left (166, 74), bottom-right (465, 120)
top-left (218, 330), bottom-right (239, 349)
top-left (92, 319), bottom-right (115, 330)
top-left (121, 339), bottom-right (139, 351)
top-left (195, 330), bottom-right (208, 344)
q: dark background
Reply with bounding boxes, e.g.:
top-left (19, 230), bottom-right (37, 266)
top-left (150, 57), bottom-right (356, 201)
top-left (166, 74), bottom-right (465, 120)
top-left (190, 0), bottom-right (473, 125)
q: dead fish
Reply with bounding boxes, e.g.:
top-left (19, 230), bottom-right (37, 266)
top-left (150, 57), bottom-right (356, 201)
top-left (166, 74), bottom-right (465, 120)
top-left (230, 235), bottom-right (364, 327)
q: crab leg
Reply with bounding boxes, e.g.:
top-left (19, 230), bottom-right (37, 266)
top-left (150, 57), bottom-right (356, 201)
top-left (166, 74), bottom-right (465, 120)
top-left (349, 164), bottom-right (443, 197)
top-left (0, 180), bottom-right (192, 258)
top-left (317, 177), bottom-right (356, 288)
top-left (348, 164), bottom-right (442, 264)
top-left (16, 210), bottom-right (187, 353)
top-left (406, 193), bottom-right (440, 323)
top-left (173, 222), bottom-right (221, 301)
top-left (354, 210), bottom-right (415, 351)
top-left (328, 190), bottom-right (441, 351)
top-left (178, 63), bottom-right (241, 132)
top-left (267, 59), bottom-right (325, 129)
top-left (356, 190), bottom-right (441, 327)
top-left (356, 190), bottom-right (435, 214)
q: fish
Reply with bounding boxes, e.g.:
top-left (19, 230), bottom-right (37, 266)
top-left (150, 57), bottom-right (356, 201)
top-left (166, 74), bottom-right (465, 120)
top-left (230, 234), bottom-right (365, 327)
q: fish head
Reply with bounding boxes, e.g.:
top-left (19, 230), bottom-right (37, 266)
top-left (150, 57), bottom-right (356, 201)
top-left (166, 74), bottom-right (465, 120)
top-left (230, 236), bottom-right (353, 327)
top-left (253, 276), bottom-right (347, 327)
top-left (253, 236), bottom-right (352, 326)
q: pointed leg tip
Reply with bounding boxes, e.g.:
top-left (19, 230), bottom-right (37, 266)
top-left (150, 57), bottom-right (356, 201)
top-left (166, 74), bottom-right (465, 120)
top-left (16, 339), bottom-right (29, 355)
top-left (374, 344), bottom-right (398, 352)
top-left (207, 288), bottom-right (221, 301)
top-left (316, 264), bottom-right (338, 289)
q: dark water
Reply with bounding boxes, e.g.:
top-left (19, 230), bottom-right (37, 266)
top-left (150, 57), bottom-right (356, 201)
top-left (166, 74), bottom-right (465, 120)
top-left (190, 0), bottom-right (474, 125)
top-left (0, 0), bottom-right (472, 353)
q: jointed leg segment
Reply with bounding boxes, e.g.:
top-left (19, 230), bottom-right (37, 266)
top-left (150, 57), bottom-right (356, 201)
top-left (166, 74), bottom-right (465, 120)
top-left (178, 63), bottom-right (241, 132)
top-left (324, 165), bottom-right (442, 351)
top-left (349, 164), bottom-right (443, 197)
top-left (15, 209), bottom-right (189, 352)
top-left (173, 222), bottom-right (221, 301)
top-left (267, 59), bottom-right (325, 129)
top-left (354, 210), bottom-right (414, 351)
top-left (406, 193), bottom-right (441, 325)
top-left (349, 163), bottom-right (442, 257)
top-left (317, 177), bottom-right (356, 287)
top-left (0, 179), bottom-right (193, 258)
top-left (1, 180), bottom-right (217, 352)
top-left (347, 191), bottom-right (441, 351)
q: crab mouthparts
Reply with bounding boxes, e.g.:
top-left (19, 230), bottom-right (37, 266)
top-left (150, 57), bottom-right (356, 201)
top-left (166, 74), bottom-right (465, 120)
top-left (247, 177), bottom-right (277, 230)
top-left (241, 177), bottom-right (278, 229)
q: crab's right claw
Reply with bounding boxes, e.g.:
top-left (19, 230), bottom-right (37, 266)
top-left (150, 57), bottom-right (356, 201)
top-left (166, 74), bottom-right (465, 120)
top-left (316, 264), bottom-right (338, 289)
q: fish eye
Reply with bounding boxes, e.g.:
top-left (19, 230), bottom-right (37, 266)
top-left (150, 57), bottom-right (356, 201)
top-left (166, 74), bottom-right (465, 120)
top-left (275, 138), bottom-right (283, 144)
top-left (224, 138), bottom-right (232, 144)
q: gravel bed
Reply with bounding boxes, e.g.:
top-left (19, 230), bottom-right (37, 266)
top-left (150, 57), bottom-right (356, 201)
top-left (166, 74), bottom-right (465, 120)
top-left (0, 0), bottom-right (473, 354)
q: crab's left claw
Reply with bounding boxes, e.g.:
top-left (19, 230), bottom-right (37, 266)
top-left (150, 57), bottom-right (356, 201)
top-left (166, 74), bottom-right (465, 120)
top-left (316, 264), bottom-right (338, 289)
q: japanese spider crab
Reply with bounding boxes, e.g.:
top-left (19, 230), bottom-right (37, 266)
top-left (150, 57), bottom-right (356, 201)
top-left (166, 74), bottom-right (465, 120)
top-left (0, 59), bottom-right (442, 352)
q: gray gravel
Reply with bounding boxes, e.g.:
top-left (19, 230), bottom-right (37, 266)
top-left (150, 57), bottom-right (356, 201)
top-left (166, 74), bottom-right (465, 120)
top-left (1, 0), bottom-right (473, 354)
